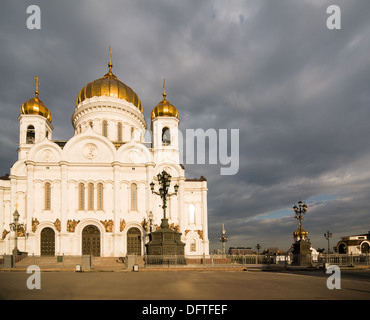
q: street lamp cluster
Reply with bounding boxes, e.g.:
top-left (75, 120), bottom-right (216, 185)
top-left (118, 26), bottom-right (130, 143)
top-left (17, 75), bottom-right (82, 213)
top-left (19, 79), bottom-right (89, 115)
top-left (293, 200), bottom-right (308, 241)
top-left (150, 171), bottom-right (179, 228)
top-left (9, 206), bottom-right (27, 256)
top-left (146, 170), bottom-right (185, 259)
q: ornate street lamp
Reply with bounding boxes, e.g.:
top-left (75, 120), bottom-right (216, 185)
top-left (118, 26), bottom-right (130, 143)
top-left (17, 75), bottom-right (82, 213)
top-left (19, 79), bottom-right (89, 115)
top-left (256, 243), bottom-right (261, 255)
top-left (150, 170), bottom-right (179, 228)
top-left (324, 230), bottom-right (332, 254)
top-left (146, 170), bottom-right (185, 261)
top-left (293, 200), bottom-right (308, 241)
top-left (291, 200), bottom-right (312, 266)
top-left (9, 205), bottom-right (25, 256)
top-left (219, 224), bottom-right (229, 257)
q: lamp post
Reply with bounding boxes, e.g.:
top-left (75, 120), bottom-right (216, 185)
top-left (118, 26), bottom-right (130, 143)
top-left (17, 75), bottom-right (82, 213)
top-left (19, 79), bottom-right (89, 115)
top-left (148, 211), bottom-right (153, 233)
top-left (150, 170), bottom-right (179, 229)
top-left (256, 243), bottom-right (261, 255)
top-left (147, 170), bottom-right (185, 260)
top-left (292, 200), bottom-right (311, 266)
top-left (324, 230), bottom-right (332, 254)
top-left (9, 207), bottom-right (24, 256)
top-left (293, 200), bottom-right (308, 241)
top-left (219, 224), bottom-right (229, 257)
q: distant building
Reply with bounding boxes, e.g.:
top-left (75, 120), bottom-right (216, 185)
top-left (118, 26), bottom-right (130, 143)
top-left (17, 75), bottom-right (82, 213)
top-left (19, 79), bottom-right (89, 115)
top-left (228, 247), bottom-right (253, 255)
top-left (336, 231), bottom-right (370, 254)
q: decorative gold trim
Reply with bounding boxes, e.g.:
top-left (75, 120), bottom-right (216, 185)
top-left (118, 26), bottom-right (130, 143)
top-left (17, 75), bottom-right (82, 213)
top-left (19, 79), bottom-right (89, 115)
top-left (67, 219), bottom-right (80, 233)
top-left (54, 218), bottom-right (61, 232)
top-left (1, 229), bottom-right (9, 240)
top-left (32, 218), bottom-right (39, 233)
top-left (120, 219), bottom-right (126, 232)
top-left (101, 219), bottom-right (113, 232)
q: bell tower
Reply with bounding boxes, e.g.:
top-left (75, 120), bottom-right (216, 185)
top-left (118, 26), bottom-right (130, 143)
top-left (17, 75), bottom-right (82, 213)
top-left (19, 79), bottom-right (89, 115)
top-left (151, 80), bottom-right (180, 165)
top-left (18, 76), bottom-right (53, 160)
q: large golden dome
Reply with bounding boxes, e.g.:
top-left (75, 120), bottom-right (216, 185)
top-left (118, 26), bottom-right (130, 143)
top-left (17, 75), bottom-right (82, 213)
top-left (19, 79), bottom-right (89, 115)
top-left (20, 77), bottom-right (52, 122)
top-left (151, 82), bottom-right (179, 120)
top-left (76, 60), bottom-right (143, 113)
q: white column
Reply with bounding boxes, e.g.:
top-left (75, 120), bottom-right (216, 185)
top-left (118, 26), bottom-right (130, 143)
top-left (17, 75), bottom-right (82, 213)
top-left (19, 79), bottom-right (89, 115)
top-left (178, 177), bottom-right (185, 237)
top-left (201, 181), bottom-right (209, 255)
top-left (113, 162), bottom-right (120, 255)
top-left (25, 161), bottom-right (35, 233)
top-left (59, 161), bottom-right (68, 255)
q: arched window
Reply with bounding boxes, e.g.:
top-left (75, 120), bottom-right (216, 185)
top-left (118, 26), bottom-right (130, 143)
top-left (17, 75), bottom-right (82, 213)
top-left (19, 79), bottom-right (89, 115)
top-left (190, 239), bottom-right (196, 252)
top-left (131, 183), bottom-right (137, 211)
top-left (97, 183), bottom-right (103, 210)
top-left (44, 182), bottom-right (51, 210)
top-left (78, 183), bottom-right (85, 210)
top-left (131, 127), bottom-right (135, 140)
top-left (117, 122), bottom-right (122, 142)
top-left (89, 121), bottom-right (93, 129)
top-left (88, 183), bottom-right (94, 210)
top-left (162, 127), bottom-right (171, 145)
top-left (102, 120), bottom-right (108, 137)
top-left (189, 204), bottom-right (195, 224)
top-left (26, 125), bottom-right (35, 144)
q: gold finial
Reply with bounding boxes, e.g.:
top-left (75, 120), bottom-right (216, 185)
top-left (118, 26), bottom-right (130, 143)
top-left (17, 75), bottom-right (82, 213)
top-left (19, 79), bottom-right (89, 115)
top-left (34, 76), bottom-right (40, 97)
top-left (15, 203), bottom-right (19, 211)
top-left (108, 45), bottom-right (113, 72)
top-left (162, 78), bottom-right (167, 100)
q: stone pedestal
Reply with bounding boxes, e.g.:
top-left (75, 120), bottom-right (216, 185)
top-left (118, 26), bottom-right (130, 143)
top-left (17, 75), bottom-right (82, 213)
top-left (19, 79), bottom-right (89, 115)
top-left (292, 240), bottom-right (312, 266)
top-left (145, 218), bottom-right (186, 264)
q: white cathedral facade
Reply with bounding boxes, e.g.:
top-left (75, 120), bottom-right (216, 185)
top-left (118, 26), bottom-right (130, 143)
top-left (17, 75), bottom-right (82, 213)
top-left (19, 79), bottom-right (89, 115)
top-left (0, 55), bottom-right (209, 257)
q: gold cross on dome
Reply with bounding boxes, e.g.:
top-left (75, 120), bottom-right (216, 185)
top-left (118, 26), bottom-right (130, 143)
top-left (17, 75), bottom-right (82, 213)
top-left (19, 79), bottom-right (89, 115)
top-left (162, 78), bottom-right (167, 99)
top-left (34, 76), bottom-right (40, 92)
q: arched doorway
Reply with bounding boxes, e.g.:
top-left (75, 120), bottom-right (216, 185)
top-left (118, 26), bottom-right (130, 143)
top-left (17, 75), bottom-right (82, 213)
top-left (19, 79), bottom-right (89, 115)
top-left (338, 243), bottom-right (347, 254)
top-left (82, 225), bottom-right (101, 256)
top-left (127, 227), bottom-right (141, 255)
top-left (361, 242), bottom-right (369, 254)
top-left (40, 227), bottom-right (55, 256)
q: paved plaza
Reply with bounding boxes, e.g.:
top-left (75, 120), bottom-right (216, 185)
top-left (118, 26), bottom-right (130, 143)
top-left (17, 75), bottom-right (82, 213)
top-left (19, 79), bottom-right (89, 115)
top-left (0, 269), bottom-right (369, 300)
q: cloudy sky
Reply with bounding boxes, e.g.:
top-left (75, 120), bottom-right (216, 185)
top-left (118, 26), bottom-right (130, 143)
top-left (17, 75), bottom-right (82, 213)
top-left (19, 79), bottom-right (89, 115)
top-left (1, 0), bottom-right (370, 252)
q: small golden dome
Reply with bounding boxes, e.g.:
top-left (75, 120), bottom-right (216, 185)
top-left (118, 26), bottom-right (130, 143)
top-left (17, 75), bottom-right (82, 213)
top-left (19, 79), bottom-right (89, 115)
top-left (20, 77), bottom-right (52, 122)
top-left (293, 228), bottom-right (308, 238)
top-left (151, 80), bottom-right (179, 120)
top-left (76, 51), bottom-right (143, 113)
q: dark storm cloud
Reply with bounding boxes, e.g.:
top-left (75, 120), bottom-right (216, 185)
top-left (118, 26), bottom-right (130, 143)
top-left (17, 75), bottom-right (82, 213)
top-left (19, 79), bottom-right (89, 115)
top-left (1, 0), bottom-right (370, 251)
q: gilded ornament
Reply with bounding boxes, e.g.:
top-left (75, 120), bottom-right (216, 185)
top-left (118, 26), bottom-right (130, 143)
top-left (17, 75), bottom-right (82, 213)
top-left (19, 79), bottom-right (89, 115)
top-left (101, 219), bottom-right (114, 232)
top-left (54, 218), bottom-right (61, 232)
top-left (2, 229), bottom-right (9, 240)
top-left (32, 218), bottom-right (39, 233)
top-left (141, 219), bottom-right (149, 232)
top-left (67, 219), bottom-right (80, 233)
top-left (18, 224), bottom-right (26, 237)
top-left (197, 230), bottom-right (204, 240)
top-left (120, 219), bottom-right (126, 232)
top-left (169, 223), bottom-right (180, 232)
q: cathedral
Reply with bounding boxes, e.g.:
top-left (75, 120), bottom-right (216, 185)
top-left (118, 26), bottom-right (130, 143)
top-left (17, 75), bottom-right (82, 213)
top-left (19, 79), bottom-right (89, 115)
top-left (0, 51), bottom-right (209, 257)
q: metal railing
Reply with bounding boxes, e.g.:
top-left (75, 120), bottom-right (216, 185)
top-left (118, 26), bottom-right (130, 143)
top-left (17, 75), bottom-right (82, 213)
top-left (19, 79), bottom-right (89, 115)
top-left (1, 253), bottom-right (368, 270)
top-left (142, 253), bottom-right (370, 268)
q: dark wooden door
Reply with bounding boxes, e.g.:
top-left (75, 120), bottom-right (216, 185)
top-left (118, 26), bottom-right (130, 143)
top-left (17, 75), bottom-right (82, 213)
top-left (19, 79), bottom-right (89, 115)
top-left (41, 227), bottom-right (55, 256)
top-left (127, 227), bottom-right (141, 255)
top-left (82, 225), bottom-right (100, 256)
